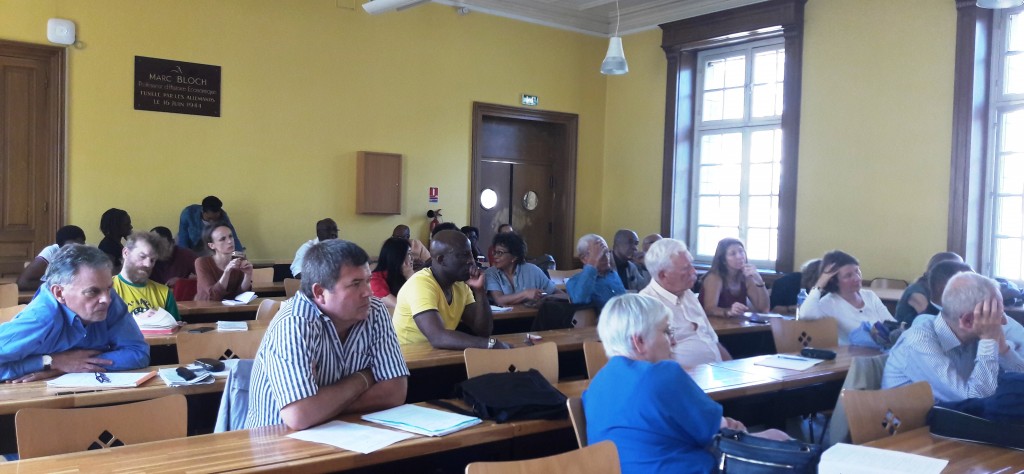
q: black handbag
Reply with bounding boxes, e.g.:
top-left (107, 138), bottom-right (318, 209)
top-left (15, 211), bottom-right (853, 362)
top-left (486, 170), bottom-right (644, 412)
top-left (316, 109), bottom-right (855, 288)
top-left (455, 369), bottom-right (567, 423)
top-left (711, 429), bottom-right (821, 473)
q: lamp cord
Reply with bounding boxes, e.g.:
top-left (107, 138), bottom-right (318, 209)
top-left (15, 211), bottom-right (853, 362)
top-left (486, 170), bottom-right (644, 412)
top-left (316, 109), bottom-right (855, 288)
top-left (614, 0), bottom-right (620, 37)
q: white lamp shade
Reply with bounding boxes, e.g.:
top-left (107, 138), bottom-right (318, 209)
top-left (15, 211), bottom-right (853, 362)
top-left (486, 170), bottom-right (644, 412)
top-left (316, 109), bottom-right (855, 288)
top-left (600, 37), bottom-right (628, 75)
top-left (977, 0), bottom-right (1024, 8)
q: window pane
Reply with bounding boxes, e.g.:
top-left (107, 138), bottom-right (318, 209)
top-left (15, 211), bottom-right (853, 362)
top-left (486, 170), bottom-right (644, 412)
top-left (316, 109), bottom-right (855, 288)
top-left (699, 196), bottom-right (741, 227)
top-left (724, 56), bottom-right (746, 88)
top-left (774, 83), bottom-right (785, 116)
top-left (999, 153), bottom-right (1024, 194)
top-left (1002, 109), bottom-right (1024, 152)
top-left (1010, 12), bottom-right (1024, 52)
top-left (704, 59), bottom-right (725, 90)
top-left (747, 228), bottom-right (770, 261)
top-left (750, 129), bottom-right (780, 163)
top-left (702, 90), bottom-right (723, 121)
top-left (753, 50), bottom-right (778, 84)
top-left (697, 226), bottom-right (737, 257)
top-left (723, 87), bottom-right (745, 120)
top-left (699, 164), bottom-right (722, 194)
top-left (997, 196), bottom-right (1023, 236)
top-left (752, 84), bottom-right (777, 118)
top-left (747, 196), bottom-right (773, 227)
top-left (1006, 52), bottom-right (1024, 95)
top-left (748, 163), bottom-right (773, 195)
top-left (995, 238), bottom-right (1023, 280)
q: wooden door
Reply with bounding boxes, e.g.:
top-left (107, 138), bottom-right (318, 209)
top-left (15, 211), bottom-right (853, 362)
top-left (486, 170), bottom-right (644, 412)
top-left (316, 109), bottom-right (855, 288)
top-left (471, 103), bottom-right (578, 268)
top-left (0, 41), bottom-right (64, 278)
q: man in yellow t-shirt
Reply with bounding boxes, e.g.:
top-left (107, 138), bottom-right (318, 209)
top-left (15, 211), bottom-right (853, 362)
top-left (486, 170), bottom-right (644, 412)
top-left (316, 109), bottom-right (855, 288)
top-left (393, 230), bottom-right (510, 350)
top-left (112, 232), bottom-right (179, 321)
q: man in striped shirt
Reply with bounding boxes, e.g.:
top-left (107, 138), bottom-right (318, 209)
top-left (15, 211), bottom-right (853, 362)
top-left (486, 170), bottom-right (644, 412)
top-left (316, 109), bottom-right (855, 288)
top-left (245, 240), bottom-right (410, 430)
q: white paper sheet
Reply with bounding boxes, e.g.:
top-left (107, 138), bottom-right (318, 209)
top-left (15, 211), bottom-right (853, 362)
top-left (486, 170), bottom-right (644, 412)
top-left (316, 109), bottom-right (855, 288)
top-left (287, 420), bottom-right (415, 454)
top-left (819, 443), bottom-right (948, 474)
top-left (46, 372), bottom-right (154, 389)
top-left (490, 305), bottom-right (513, 313)
top-left (753, 354), bottom-right (824, 371)
top-left (216, 321), bottom-right (248, 331)
top-left (362, 404), bottom-right (482, 437)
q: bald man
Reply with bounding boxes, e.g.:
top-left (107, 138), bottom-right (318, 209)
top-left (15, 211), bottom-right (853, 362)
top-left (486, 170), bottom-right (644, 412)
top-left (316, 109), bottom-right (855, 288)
top-left (392, 224), bottom-right (431, 269)
top-left (392, 230), bottom-right (511, 350)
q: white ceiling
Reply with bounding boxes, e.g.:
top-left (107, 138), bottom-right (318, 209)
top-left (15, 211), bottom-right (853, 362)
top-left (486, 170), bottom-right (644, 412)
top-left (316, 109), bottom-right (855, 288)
top-left (429, 0), bottom-right (769, 37)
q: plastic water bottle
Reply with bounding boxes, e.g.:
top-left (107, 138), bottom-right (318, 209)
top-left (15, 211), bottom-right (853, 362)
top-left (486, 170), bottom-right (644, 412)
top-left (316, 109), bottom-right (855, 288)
top-left (796, 288), bottom-right (808, 320)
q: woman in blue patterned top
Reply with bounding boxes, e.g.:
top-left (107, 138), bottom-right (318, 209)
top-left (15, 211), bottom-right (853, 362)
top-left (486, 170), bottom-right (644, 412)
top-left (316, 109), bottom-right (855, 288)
top-left (485, 232), bottom-right (559, 306)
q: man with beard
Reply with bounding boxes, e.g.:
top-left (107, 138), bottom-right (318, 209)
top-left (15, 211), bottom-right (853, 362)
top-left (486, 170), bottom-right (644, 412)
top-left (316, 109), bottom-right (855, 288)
top-left (112, 232), bottom-right (180, 321)
top-left (393, 230), bottom-right (511, 350)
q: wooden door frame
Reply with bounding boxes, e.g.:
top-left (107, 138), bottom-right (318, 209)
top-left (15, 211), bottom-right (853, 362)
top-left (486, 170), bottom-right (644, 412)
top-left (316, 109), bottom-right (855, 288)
top-left (0, 40), bottom-right (66, 247)
top-left (470, 102), bottom-right (578, 269)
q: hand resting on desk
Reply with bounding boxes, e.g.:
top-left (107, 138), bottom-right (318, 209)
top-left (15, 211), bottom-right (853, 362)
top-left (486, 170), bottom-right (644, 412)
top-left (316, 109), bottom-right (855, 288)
top-left (8, 349), bottom-right (112, 383)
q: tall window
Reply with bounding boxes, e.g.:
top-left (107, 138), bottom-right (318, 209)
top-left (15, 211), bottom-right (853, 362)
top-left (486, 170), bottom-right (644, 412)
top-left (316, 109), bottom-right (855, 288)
top-left (692, 40), bottom-right (785, 264)
top-left (988, 7), bottom-right (1024, 280)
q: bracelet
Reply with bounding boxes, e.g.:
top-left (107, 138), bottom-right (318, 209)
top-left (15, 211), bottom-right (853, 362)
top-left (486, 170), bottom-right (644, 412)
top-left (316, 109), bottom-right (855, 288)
top-left (355, 371), bottom-right (371, 390)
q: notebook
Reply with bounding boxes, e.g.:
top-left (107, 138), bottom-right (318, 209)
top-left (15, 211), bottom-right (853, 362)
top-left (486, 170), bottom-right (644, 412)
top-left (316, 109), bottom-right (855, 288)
top-left (46, 371), bottom-right (157, 390)
top-left (362, 404), bottom-right (482, 437)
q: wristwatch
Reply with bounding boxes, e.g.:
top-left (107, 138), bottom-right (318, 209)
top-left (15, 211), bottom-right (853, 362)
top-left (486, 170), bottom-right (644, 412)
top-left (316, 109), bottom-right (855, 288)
top-left (487, 338), bottom-right (497, 349)
top-left (42, 354), bottom-right (53, 370)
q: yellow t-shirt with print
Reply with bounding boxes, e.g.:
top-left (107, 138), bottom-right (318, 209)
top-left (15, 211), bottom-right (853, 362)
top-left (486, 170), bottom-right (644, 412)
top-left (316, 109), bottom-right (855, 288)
top-left (111, 275), bottom-right (180, 321)
top-left (393, 268), bottom-right (475, 344)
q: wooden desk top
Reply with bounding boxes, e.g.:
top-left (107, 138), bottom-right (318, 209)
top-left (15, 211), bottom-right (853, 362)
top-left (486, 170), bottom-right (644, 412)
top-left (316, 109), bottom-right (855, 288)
top-left (400, 327), bottom-right (598, 370)
top-left (177, 299), bottom-right (267, 316)
top-left (864, 427), bottom-right (1024, 473)
top-left (708, 345), bottom-right (881, 389)
top-left (0, 365), bottom-right (225, 416)
top-left (710, 316), bottom-right (773, 336)
top-left (17, 290), bottom-right (33, 304)
top-left (871, 287), bottom-right (904, 304)
top-left (144, 320), bottom-right (271, 346)
top-left (491, 305), bottom-right (538, 321)
top-left (252, 280), bottom-right (284, 294)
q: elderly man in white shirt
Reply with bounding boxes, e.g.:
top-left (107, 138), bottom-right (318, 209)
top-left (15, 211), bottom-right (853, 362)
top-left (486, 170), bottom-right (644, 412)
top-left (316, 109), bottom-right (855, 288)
top-left (883, 272), bottom-right (1024, 402)
top-left (639, 238), bottom-right (731, 367)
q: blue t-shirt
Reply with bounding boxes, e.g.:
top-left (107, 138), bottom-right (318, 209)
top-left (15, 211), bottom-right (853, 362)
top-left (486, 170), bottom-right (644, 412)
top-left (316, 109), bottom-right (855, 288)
top-left (485, 263), bottom-right (556, 295)
top-left (566, 265), bottom-right (626, 309)
top-left (584, 356), bottom-right (723, 474)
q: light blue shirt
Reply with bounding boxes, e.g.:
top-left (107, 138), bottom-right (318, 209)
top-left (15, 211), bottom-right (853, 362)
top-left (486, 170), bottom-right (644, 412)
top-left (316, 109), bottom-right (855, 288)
top-left (0, 287), bottom-right (149, 381)
top-left (485, 263), bottom-right (556, 295)
top-left (177, 204), bottom-right (244, 253)
top-left (566, 265), bottom-right (626, 309)
top-left (883, 313), bottom-right (1024, 402)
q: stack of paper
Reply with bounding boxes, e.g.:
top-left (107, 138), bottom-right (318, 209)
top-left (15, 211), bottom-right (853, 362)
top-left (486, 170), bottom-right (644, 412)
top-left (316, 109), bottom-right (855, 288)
top-left (287, 421), bottom-right (415, 454)
top-left (754, 355), bottom-right (824, 371)
top-left (222, 291), bottom-right (257, 305)
top-left (216, 321), bottom-right (248, 331)
top-left (362, 404), bottom-right (482, 437)
top-left (490, 305), bottom-right (513, 313)
top-left (158, 367), bottom-right (215, 386)
top-left (47, 371), bottom-right (157, 390)
top-left (134, 308), bottom-right (181, 335)
top-left (819, 443), bottom-right (948, 473)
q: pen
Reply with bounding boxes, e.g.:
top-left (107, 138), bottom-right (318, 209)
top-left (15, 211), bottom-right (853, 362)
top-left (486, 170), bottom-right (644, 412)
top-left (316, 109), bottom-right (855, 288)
top-left (776, 355), bottom-right (809, 362)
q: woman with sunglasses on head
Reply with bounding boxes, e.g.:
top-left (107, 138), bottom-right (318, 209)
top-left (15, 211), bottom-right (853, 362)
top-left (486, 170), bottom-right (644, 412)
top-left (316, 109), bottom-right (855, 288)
top-left (798, 249), bottom-right (895, 345)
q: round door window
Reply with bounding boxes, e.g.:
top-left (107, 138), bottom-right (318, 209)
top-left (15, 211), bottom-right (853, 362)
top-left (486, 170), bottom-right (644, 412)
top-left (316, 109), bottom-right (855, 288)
top-left (522, 191), bottom-right (539, 211)
top-left (480, 189), bottom-right (498, 210)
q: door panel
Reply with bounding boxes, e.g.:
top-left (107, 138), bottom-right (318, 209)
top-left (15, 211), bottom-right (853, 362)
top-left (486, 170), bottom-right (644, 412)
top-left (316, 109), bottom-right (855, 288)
top-left (477, 161), bottom-right (511, 253)
top-left (511, 162), bottom-right (552, 260)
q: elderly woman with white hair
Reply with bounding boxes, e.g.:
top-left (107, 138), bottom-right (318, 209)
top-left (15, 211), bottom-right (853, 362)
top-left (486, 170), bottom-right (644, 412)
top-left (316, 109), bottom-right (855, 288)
top-left (565, 234), bottom-right (626, 310)
top-left (584, 294), bottom-right (788, 473)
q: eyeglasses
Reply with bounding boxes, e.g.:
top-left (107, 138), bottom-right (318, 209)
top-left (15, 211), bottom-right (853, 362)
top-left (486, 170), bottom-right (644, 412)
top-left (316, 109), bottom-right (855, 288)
top-left (493, 250), bottom-right (510, 257)
top-left (95, 372), bottom-right (111, 383)
top-left (663, 327), bottom-right (676, 339)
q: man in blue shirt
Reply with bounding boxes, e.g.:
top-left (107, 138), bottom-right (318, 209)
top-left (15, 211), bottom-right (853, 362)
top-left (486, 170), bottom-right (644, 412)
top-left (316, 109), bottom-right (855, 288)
top-left (566, 234), bottom-right (626, 310)
top-left (177, 195), bottom-right (244, 253)
top-left (0, 244), bottom-right (149, 383)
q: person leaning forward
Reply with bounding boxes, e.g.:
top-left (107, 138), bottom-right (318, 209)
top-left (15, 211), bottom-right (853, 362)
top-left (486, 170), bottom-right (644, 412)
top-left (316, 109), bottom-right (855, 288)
top-left (0, 244), bottom-right (149, 382)
top-left (392, 230), bottom-right (512, 350)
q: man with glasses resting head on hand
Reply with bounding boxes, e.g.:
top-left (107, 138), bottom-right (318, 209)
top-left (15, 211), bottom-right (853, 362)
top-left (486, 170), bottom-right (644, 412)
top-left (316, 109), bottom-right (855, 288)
top-left (0, 244), bottom-right (149, 383)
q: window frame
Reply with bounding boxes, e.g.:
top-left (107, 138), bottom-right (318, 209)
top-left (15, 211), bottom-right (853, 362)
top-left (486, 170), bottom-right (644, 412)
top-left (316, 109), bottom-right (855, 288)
top-left (659, 0), bottom-right (806, 272)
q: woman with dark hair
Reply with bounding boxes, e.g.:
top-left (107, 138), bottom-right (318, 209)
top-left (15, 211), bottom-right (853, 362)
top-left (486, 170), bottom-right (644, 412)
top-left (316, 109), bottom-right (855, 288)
top-left (894, 251), bottom-right (963, 325)
top-left (698, 238), bottom-right (769, 317)
top-left (194, 223), bottom-right (252, 301)
top-left (799, 250), bottom-right (895, 345)
top-left (98, 208), bottom-right (133, 270)
top-left (370, 237), bottom-right (414, 312)
top-left (485, 232), bottom-right (558, 305)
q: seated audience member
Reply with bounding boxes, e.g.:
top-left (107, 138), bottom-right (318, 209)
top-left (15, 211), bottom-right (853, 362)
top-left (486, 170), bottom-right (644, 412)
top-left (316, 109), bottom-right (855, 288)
top-left (291, 218), bottom-right (339, 279)
top-left (149, 226), bottom-right (198, 287)
top-left (245, 239), bottom-right (409, 430)
top-left (393, 230), bottom-right (511, 349)
top-left (487, 223), bottom-right (514, 265)
top-left (370, 237), bottom-right (414, 312)
top-left (698, 238), bottom-right (770, 317)
top-left (194, 223), bottom-right (253, 301)
top-left (430, 222), bottom-right (459, 239)
top-left (639, 238), bottom-right (731, 366)
top-left (392, 224), bottom-right (430, 269)
top-left (98, 208), bottom-right (133, 270)
top-left (883, 272), bottom-right (1024, 402)
top-left (112, 232), bottom-right (180, 321)
top-left (584, 294), bottom-right (788, 474)
top-left (613, 229), bottom-right (650, 291)
top-left (461, 226), bottom-right (485, 262)
top-left (919, 261), bottom-right (974, 322)
top-left (798, 250), bottom-right (895, 345)
top-left (895, 252), bottom-right (964, 326)
top-left (485, 232), bottom-right (558, 306)
top-left (178, 195), bottom-right (244, 254)
top-left (635, 233), bottom-right (662, 286)
top-left (16, 225), bottom-right (86, 291)
top-left (566, 234), bottom-right (626, 310)
top-left (769, 259), bottom-right (822, 314)
top-left (0, 244), bottom-right (149, 382)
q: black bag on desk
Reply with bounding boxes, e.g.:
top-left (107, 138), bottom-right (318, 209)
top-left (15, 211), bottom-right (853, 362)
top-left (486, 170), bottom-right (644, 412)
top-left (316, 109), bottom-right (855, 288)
top-left (928, 371), bottom-right (1024, 451)
top-left (455, 369), bottom-right (567, 423)
top-left (531, 300), bottom-right (595, 331)
top-left (711, 429), bottom-right (821, 473)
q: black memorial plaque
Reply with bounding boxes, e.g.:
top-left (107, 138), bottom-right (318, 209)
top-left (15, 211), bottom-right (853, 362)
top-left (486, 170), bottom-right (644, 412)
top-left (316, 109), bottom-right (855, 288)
top-left (134, 56), bottom-right (221, 117)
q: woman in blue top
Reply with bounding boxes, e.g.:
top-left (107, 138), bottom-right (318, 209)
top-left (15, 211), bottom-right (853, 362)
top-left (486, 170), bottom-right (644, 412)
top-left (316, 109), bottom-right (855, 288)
top-left (485, 232), bottom-right (560, 306)
top-left (584, 294), bottom-right (788, 474)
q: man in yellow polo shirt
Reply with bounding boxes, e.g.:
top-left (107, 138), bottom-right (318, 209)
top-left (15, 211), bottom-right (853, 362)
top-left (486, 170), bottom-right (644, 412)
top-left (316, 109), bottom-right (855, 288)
top-left (112, 232), bottom-right (179, 321)
top-left (393, 230), bottom-right (510, 350)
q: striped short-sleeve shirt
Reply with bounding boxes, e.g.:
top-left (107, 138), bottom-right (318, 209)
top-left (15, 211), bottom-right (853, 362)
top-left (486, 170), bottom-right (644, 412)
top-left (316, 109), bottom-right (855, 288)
top-left (245, 293), bottom-right (410, 428)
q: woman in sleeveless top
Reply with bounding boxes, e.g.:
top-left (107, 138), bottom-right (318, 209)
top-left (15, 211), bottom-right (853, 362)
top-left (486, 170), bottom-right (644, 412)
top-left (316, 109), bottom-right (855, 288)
top-left (698, 238), bottom-right (769, 317)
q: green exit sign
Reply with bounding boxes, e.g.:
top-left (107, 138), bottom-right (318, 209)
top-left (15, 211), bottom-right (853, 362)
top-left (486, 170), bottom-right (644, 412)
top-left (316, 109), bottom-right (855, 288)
top-left (521, 94), bottom-right (538, 106)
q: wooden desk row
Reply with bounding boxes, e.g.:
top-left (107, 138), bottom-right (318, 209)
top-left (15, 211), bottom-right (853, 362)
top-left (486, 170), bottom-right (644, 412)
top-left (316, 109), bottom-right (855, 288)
top-left (864, 427), bottom-right (1024, 473)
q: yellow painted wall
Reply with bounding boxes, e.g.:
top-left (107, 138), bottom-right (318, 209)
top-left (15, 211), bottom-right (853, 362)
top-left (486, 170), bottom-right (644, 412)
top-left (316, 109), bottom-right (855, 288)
top-left (0, 0), bottom-right (607, 259)
top-left (599, 0), bottom-right (957, 281)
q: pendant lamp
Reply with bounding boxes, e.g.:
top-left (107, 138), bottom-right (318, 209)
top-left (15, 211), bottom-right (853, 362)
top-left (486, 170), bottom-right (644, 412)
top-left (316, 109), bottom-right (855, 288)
top-left (600, 0), bottom-right (628, 75)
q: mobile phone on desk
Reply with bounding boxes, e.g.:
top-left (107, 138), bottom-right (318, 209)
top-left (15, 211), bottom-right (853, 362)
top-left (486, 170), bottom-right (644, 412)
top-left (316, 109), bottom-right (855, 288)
top-left (187, 327), bottom-right (215, 334)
